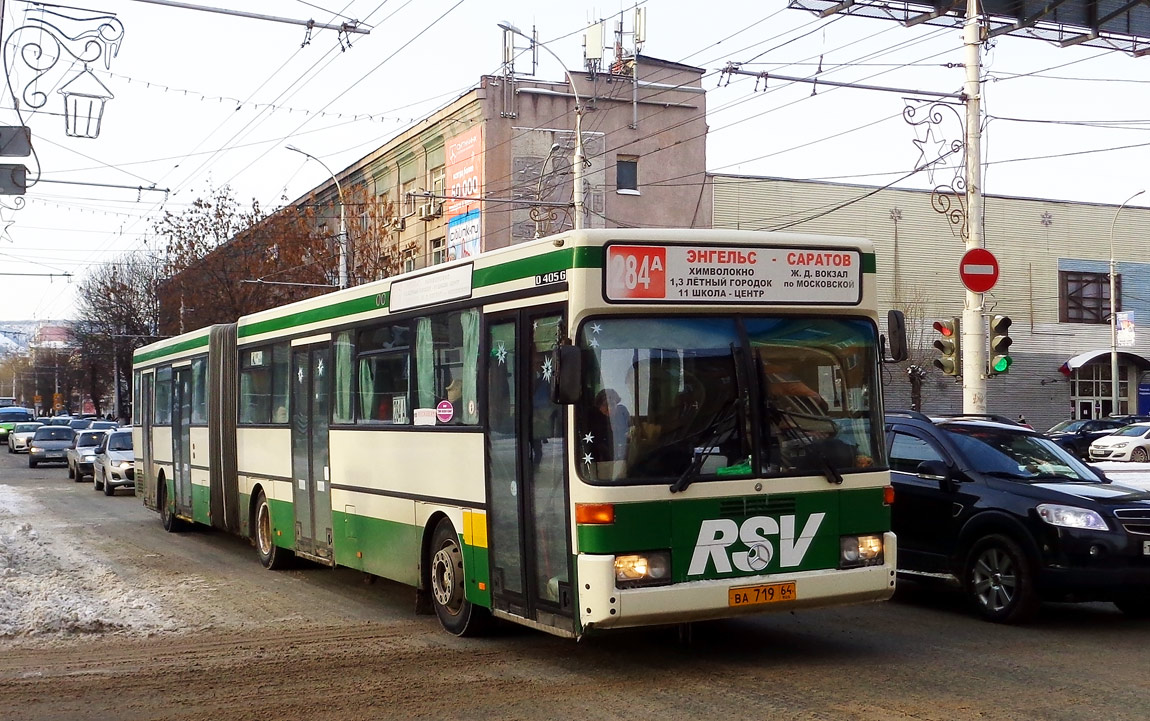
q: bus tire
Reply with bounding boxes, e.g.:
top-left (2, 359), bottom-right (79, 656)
top-left (428, 517), bottom-right (490, 637)
top-left (159, 479), bottom-right (185, 533)
top-left (255, 490), bottom-right (291, 570)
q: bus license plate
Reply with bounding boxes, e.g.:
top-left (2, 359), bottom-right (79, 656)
top-left (728, 581), bottom-right (796, 607)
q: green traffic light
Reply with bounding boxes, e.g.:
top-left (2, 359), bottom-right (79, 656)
top-left (991, 355), bottom-right (1012, 373)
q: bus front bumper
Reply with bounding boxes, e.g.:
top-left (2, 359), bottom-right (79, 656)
top-left (577, 532), bottom-right (897, 631)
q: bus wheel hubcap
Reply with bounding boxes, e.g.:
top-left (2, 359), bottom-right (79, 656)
top-left (432, 543), bottom-right (463, 612)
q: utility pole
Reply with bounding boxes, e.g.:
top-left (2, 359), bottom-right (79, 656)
top-left (961, 0), bottom-right (987, 414)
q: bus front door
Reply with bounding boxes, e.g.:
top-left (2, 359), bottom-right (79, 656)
top-left (290, 343), bottom-right (334, 564)
top-left (485, 309), bottom-right (573, 631)
top-left (171, 367), bottom-right (193, 518)
top-left (140, 372), bottom-right (155, 505)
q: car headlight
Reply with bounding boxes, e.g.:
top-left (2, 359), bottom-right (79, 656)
top-left (840, 534), bottom-right (884, 568)
top-left (83, 455), bottom-right (95, 461)
top-left (29, 446), bottom-right (39, 453)
top-left (614, 551), bottom-right (671, 588)
top-left (1112, 442), bottom-right (1128, 449)
top-left (1037, 504), bottom-right (1109, 531)
top-left (117, 461), bottom-right (133, 469)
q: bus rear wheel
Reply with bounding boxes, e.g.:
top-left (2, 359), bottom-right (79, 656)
top-left (428, 517), bottom-right (489, 637)
top-left (159, 479), bottom-right (185, 532)
top-left (255, 491), bottom-right (291, 570)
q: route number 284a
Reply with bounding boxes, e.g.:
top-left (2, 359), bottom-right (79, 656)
top-left (606, 246), bottom-right (666, 300)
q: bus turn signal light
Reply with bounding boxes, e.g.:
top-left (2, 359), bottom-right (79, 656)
top-left (575, 503), bottom-right (615, 525)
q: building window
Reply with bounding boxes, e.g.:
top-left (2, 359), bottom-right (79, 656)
top-left (401, 178), bottom-right (418, 217)
top-left (616, 155), bottom-right (638, 194)
top-left (431, 237), bottom-right (446, 265)
top-left (1059, 270), bottom-right (1119, 324)
top-left (429, 163), bottom-right (445, 198)
top-left (403, 247), bottom-right (417, 273)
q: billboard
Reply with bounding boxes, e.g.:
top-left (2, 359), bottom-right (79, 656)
top-left (446, 126), bottom-right (483, 260)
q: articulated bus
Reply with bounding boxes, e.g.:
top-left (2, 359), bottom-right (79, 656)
top-left (132, 228), bottom-right (905, 638)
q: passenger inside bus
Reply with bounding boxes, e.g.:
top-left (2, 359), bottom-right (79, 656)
top-left (588, 388), bottom-right (630, 462)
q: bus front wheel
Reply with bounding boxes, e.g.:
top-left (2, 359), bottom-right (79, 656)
top-left (159, 479), bottom-right (185, 533)
top-left (428, 517), bottom-right (489, 637)
top-left (255, 491), bottom-right (291, 570)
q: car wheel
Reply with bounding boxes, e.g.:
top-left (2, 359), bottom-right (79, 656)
top-left (93, 471), bottom-right (103, 491)
top-left (428, 517), bottom-right (490, 637)
top-left (1114, 598), bottom-right (1150, 618)
top-left (963, 534), bottom-right (1039, 624)
top-left (102, 472), bottom-right (115, 496)
top-left (1132, 447), bottom-right (1148, 463)
top-left (254, 490), bottom-right (291, 570)
top-left (28, 459), bottom-right (36, 468)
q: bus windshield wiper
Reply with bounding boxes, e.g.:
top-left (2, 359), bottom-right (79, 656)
top-left (669, 397), bottom-right (742, 494)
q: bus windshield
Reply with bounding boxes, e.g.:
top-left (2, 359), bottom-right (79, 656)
top-left (576, 316), bottom-right (882, 485)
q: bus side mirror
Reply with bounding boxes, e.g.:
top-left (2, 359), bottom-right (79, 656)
top-left (884, 309), bottom-right (908, 363)
top-left (551, 345), bottom-right (582, 405)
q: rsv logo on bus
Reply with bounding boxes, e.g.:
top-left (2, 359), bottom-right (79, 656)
top-left (687, 513), bottom-right (826, 576)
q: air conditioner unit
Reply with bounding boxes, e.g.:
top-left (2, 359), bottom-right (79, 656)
top-left (418, 203), bottom-right (435, 221)
top-left (392, 217), bottom-right (406, 231)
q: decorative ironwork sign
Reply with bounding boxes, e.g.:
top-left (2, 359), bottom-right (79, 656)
top-left (4, 5), bottom-right (124, 139)
top-left (904, 100), bottom-right (967, 241)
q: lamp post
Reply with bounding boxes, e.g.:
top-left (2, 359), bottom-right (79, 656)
top-left (498, 21), bottom-right (585, 230)
top-left (1109, 189), bottom-right (1143, 415)
top-left (286, 145), bottom-right (348, 289)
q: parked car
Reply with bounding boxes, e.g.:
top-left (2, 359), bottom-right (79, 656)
top-left (93, 429), bottom-right (134, 496)
top-left (7, 422), bottom-right (43, 452)
top-left (1089, 422), bottom-right (1150, 462)
top-left (67, 429), bottom-right (108, 482)
top-left (885, 410), bottom-right (1150, 623)
top-left (27, 425), bottom-right (75, 468)
top-left (1044, 418), bottom-right (1127, 458)
top-left (8, 421), bottom-right (44, 452)
top-left (0, 406), bottom-right (35, 443)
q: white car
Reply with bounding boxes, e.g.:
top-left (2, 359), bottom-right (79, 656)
top-left (1089, 422), bottom-right (1150, 462)
top-left (92, 429), bottom-right (135, 496)
top-left (7, 422), bottom-right (43, 453)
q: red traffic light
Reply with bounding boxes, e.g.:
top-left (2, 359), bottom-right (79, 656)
top-left (933, 320), bottom-right (955, 337)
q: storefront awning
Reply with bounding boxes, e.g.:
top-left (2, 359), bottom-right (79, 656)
top-left (1059, 349), bottom-right (1150, 376)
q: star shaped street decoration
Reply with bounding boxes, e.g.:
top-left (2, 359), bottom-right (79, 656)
top-left (912, 126), bottom-right (951, 185)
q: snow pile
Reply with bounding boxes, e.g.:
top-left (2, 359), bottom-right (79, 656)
top-left (0, 486), bottom-right (178, 639)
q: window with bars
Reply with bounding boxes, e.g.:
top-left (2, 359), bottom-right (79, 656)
top-left (1059, 271), bottom-right (1119, 324)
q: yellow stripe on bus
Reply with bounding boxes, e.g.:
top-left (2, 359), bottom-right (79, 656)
top-left (463, 510), bottom-right (487, 549)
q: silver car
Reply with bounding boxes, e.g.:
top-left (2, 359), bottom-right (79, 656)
top-left (28, 426), bottom-right (75, 468)
top-left (67, 429), bottom-right (108, 481)
top-left (93, 429), bottom-right (134, 496)
top-left (7, 422), bottom-right (43, 453)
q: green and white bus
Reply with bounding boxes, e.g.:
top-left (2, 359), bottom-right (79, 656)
top-left (132, 228), bottom-right (905, 638)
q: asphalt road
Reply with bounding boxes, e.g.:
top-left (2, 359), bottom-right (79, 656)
top-left (0, 449), bottom-right (1147, 721)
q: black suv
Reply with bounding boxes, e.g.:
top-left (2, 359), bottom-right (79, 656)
top-left (885, 411), bottom-right (1150, 623)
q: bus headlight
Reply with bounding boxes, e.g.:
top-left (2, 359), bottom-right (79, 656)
top-left (614, 551), bottom-right (672, 588)
top-left (840, 535), bottom-right (884, 568)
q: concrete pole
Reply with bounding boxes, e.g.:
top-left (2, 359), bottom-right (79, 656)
top-left (1110, 190), bottom-right (1144, 415)
top-left (961, 0), bottom-right (987, 414)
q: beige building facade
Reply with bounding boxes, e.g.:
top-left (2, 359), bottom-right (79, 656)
top-left (713, 175), bottom-right (1150, 431)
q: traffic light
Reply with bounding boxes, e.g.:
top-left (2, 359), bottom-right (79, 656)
top-left (988, 315), bottom-right (1013, 376)
top-left (933, 317), bottom-right (961, 376)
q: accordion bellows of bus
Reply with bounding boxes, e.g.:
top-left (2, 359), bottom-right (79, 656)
top-left (132, 228), bottom-right (900, 639)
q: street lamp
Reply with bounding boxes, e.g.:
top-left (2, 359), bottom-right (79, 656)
top-left (286, 144), bottom-right (348, 289)
top-left (1109, 189), bottom-right (1143, 415)
top-left (498, 21), bottom-right (585, 230)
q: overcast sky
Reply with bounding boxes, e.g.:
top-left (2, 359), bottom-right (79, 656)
top-left (0, 0), bottom-right (1148, 323)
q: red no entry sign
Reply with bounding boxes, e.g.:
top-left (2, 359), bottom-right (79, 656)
top-left (959, 247), bottom-right (999, 293)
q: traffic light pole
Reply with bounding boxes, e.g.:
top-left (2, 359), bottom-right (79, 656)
top-left (962, 0), bottom-right (987, 414)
